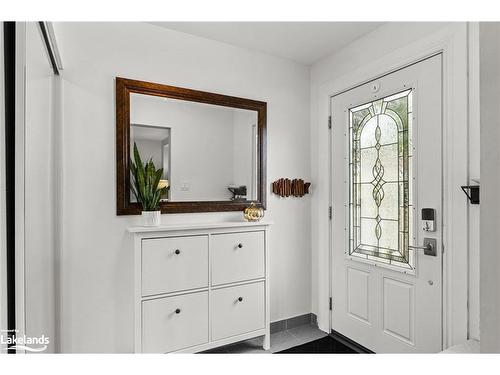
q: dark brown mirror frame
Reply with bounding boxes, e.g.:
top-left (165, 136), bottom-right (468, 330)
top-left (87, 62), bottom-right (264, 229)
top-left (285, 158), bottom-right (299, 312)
top-left (116, 77), bottom-right (267, 215)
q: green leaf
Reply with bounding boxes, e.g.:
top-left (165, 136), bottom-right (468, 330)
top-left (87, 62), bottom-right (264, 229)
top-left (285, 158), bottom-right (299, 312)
top-left (133, 143), bottom-right (145, 178)
top-left (153, 169), bottom-right (163, 190)
top-left (130, 143), bottom-right (167, 211)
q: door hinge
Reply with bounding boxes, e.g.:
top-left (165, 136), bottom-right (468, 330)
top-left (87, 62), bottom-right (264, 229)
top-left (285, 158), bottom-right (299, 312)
top-left (329, 297), bottom-right (333, 310)
top-left (328, 206), bottom-right (332, 220)
top-left (328, 115), bottom-right (332, 129)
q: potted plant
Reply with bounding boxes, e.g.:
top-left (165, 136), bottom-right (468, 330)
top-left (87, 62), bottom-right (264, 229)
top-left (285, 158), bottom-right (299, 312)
top-left (130, 143), bottom-right (169, 226)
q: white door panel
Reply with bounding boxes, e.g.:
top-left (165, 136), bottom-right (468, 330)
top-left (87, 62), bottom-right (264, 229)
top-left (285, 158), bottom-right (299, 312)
top-left (331, 55), bottom-right (442, 353)
top-left (346, 266), bottom-right (370, 324)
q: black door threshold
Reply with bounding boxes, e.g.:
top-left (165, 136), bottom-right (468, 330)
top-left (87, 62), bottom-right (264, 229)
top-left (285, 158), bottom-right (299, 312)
top-left (330, 330), bottom-right (374, 353)
top-left (276, 330), bottom-right (374, 354)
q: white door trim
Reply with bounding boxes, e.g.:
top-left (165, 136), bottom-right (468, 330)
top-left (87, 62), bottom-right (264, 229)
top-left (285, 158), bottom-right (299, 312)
top-left (317, 23), bottom-right (469, 349)
top-left (15, 22), bottom-right (27, 353)
top-left (0, 23), bottom-right (8, 352)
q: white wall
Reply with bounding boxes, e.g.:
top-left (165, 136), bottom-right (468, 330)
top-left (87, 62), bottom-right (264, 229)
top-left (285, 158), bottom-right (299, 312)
top-left (309, 22), bottom-right (475, 345)
top-left (55, 22), bottom-right (311, 353)
top-left (23, 22), bottom-right (56, 352)
top-left (479, 22), bottom-right (500, 353)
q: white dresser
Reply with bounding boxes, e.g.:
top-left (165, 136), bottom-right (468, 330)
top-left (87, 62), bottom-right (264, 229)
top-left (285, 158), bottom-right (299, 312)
top-left (128, 221), bottom-right (271, 353)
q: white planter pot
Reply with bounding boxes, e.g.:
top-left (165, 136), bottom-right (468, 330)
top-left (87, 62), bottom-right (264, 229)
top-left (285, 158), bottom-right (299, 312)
top-left (141, 211), bottom-right (161, 226)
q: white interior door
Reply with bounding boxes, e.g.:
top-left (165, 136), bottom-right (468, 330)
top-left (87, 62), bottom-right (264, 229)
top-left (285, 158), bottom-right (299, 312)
top-left (330, 54), bottom-right (443, 353)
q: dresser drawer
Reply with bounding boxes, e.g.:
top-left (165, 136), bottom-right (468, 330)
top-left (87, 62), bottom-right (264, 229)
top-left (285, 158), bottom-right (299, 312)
top-left (141, 236), bottom-right (208, 296)
top-left (211, 231), bottom-right (265, 285)
top-left (211, 282), bottom-right (265, 341)
top-left (142, 291), bottom-right (209, 353)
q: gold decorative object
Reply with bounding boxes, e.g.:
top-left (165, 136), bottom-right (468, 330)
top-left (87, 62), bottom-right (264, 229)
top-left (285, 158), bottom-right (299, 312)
top-left (272, 178), bottom-right (311, 197)
top-left (244, 203), bottom-right (264, 222)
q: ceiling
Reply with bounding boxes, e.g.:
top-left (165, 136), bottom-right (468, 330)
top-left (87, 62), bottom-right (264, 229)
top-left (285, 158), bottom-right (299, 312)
top-left (149, 22), bottom-right (384, 65)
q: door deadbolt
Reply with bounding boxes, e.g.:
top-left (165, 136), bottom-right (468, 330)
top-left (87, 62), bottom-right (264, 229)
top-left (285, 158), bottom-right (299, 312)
top-left (421, 208), bottom-right (436, 232)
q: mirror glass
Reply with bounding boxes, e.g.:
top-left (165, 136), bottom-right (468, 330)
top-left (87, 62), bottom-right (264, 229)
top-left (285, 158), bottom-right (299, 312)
top-left (130, 93), bottom-right (259, 202)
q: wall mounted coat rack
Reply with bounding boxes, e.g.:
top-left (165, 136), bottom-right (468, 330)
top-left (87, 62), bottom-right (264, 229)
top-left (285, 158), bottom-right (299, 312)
top-left (272, 178), bottom-right (311, 198)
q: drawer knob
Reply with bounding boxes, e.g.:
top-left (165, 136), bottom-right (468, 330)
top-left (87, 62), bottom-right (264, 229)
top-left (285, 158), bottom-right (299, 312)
top-left (175, 308), bottom-right (181, 314)
top-left (237, 243), bottom-right (243, 249)
top-left (174, 249), bottom-right (181, 255)
top-left (237, 297), bottom-right (243, 302)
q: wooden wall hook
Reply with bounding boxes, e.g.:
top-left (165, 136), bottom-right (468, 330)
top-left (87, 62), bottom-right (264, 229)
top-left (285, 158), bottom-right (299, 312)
top-left (272, 178), bottom-right (311, 198)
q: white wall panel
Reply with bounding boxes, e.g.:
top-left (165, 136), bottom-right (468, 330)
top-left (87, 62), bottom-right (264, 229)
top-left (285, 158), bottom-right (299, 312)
top-left (479, 22), bottom-right (500, 353)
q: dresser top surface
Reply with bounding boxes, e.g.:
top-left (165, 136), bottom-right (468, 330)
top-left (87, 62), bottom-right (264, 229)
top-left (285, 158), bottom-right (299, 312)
top-left (127, 220), bottom-right (272, 233)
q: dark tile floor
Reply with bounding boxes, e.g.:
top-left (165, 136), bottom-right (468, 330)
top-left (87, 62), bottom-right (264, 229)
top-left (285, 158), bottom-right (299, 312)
top-left (276, 335), bottom-right (358, 353)
top-left (202, 324), bottom-right (359, 354)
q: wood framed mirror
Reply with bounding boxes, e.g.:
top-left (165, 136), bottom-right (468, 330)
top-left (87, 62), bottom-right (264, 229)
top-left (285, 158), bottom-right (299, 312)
top-left (116, 77), bottom-right (267, 215)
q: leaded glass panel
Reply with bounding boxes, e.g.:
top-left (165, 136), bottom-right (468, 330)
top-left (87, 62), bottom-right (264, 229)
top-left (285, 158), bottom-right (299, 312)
top-left (349, 89), bottom-right (414, 270)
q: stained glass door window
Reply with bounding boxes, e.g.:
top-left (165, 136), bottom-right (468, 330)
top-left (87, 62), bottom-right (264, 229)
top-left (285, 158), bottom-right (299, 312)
top-left (348, 89), bottom-right (414, 270)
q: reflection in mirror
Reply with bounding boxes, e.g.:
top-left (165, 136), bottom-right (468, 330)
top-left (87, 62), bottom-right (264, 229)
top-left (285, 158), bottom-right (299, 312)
top-left (130, 93), bottom-right (258, 202)
top-left (130, 124), bottom-right (171, 202)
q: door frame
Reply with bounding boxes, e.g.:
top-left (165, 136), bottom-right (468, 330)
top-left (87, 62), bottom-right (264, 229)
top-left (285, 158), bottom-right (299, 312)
top-left (318, 24), bottom-right (469, 350)
top-left (330, 53), bottom-right (444, 352)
